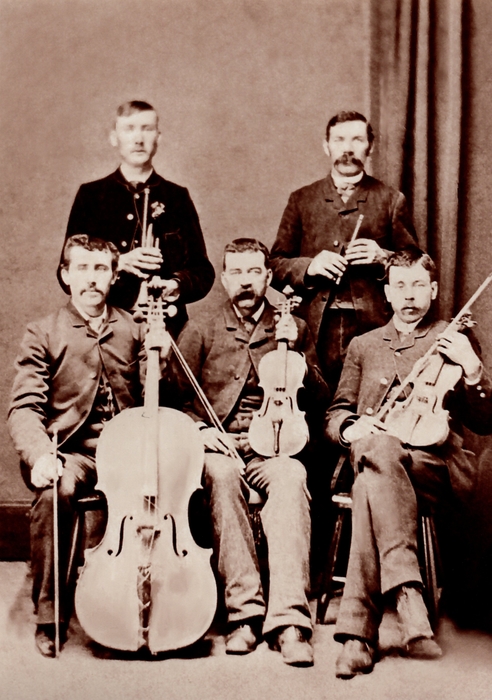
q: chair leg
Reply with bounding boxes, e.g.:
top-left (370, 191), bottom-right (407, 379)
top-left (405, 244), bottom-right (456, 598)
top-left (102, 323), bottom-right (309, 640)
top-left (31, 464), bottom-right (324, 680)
top-left (316, 509), bottom-right (347, 624)
top-left (420, 514), bottom-right (442, 630)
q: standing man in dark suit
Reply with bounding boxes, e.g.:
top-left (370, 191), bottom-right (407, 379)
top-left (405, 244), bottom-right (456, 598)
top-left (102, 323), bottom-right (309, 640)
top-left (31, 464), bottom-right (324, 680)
top-left (270, 111), bottom-right (417, 395)
top-left (59, 100), bottom-right (214, 338)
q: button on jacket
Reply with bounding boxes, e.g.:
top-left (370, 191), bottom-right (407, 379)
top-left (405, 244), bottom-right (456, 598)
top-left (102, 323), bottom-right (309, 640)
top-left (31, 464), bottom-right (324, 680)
top-left (59, 169), bottom-right (215, 335)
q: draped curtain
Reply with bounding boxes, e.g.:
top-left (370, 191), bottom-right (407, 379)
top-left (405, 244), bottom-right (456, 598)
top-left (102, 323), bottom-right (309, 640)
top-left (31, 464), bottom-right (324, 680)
top-left (369, 0), bottom-right (465, 319)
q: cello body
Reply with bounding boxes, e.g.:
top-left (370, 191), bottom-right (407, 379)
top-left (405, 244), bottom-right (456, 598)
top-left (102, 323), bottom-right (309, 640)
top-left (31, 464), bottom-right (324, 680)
top-left (75, 292), bottom-right (216, 653)
top-left (75, 407), bottom-right (216, 652)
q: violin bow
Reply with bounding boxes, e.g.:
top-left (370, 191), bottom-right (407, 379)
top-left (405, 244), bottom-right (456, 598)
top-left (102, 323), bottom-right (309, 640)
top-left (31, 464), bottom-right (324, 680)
top-left (377, 270), bottom-right (492, 422)
top-left (52, 429), bottom-right (60, 659)
top-left (170, 339), bottom-right (246, 474)
top-left (335, 214), bottom-right (364, 286)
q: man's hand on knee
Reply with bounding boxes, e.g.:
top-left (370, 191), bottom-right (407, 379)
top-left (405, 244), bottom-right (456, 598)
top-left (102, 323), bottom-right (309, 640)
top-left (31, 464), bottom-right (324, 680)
top-left (245, 460), bottom-right (270, 491)
top-left (342, 415), bottom-right (386, 444)
top-left (201, 427), bottom-right (236, 456)
top-left (31, 453), bottom-right (64, 489)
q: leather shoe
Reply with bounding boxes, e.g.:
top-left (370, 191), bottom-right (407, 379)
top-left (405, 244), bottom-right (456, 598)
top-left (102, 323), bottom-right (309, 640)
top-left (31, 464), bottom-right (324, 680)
top-left (396, 585), bottom-right (434, 646)
top-left (275, 626), bottom-right (313, 667)
top-left (226, 623), bottom-right (259, 655)
top-left (335, 639), bottom-right (376, 679)
top-left (35, 625), bottom-right (56, 658)
top-left (404, 637), bottom-right (443, 660)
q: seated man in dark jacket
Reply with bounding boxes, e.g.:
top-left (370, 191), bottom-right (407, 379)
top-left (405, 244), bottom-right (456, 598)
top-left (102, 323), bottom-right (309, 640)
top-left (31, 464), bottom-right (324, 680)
top-left (325, 247), bottom-right (492, 678)
top-left (175, 238), bottom-right (330, 666)
top-left (8, 235), bottom-right (170, 657)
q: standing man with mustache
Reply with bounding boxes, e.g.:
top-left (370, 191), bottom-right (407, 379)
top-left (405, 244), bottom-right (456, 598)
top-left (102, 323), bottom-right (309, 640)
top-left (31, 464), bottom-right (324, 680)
top-left (270, 111), bottom-right (418, 396)
top-left (59, 100), bottom-right (214, 338)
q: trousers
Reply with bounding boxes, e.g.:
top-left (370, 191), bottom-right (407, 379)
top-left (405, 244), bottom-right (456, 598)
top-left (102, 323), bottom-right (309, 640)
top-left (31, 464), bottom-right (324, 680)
top-left (202, 452), bottom-right (312, 636)
top-left (335, 434), bottom-right (452, 644)
top-left (30, 453), bottom-right (97, 625)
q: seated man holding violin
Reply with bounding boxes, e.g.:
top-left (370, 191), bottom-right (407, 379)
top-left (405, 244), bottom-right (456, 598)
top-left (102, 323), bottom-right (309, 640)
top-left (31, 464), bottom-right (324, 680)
top-left (8, 234), bottom-right (170, 658)
top-left (325, 246), bottom-right (492, 679)
top-left (176, 238), bottom-right (330, 666)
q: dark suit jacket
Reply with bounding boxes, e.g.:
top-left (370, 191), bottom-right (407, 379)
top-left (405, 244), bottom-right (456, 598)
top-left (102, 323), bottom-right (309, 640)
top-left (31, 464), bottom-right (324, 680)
top-left (270, 173), bottom-right (417, 340)
top-left (8, 302), bottom-right (146, 469)
top-left (60, 169), bottom-right (215, 335)
top-left (175, 299), bottom-right (329, 427)
top-left (325, 318), bottom-right (492, 496)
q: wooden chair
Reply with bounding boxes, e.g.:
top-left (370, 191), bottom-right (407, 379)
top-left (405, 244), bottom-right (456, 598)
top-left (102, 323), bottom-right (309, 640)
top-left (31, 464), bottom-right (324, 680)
top-left (316, 456), bottom-right (443, 627)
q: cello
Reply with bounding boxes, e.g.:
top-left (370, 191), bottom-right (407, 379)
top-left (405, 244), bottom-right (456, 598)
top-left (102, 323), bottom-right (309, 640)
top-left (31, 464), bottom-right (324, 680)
top-left (248, 292), bottom-right (309, 457)
top-left (75, 292), bottom-right (217, 653)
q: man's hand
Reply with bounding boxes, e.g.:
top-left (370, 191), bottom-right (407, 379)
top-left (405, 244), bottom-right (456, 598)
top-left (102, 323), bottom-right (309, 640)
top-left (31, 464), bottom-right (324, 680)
top-left (200, 427), bottom-right (236, 456)
top-left (345, 239), bottom-right (387, 265)
top-left (245, 459), bottom-right (270, 491)
top-left (342, 415), bottom-right (386, 444)
top-left (148, 277), bottom-right (180, 303)
top-left (275, 313), bottom-right (298, 347)
top-left (306, 250), bottom-right (347, 282)
top-left (31, 453), bottom-right (64, 489)
top-left (145, 326), bottom-right (172, 361)
top-left (118, 247), bottom-right (163, 278)
top-left (437, 330), bottom-right (482, 381)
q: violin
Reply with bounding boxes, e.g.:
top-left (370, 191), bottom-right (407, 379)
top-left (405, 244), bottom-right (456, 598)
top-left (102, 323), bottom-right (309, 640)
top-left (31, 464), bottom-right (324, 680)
top-left (75, 290), bottom-right (217, 653)
top-left (248, 292), bottom-right (309, 457)
top-left (377, 272), bottom-right (492, 448)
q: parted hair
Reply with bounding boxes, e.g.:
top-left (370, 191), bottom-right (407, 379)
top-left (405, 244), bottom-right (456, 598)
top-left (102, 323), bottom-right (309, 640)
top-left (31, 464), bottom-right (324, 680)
top-left (116, 100), bottom-right (156, 118)
top-left (61, 234), bottom-right (120, 271)
top-left (326, 111), bottom-right (375, 145)
top-left (222, 238), bottom-right (270, 269)
top-left (385, 246), bottom-right (437, 283)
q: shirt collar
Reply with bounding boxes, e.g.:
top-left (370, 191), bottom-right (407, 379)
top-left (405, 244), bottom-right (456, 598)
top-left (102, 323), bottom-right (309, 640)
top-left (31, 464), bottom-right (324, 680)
top-left (233, 300), bottom-right (265, 324)
top-left (71, 302), bottom-right (108, 333)
top-left (392, 314), bottom-right (423, 335)
top-left (330, 168), bottom-right (364, 188)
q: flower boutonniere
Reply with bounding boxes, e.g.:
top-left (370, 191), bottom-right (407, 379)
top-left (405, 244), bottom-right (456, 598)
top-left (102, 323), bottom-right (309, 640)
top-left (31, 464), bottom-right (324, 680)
top-left (151, 201), bottom-right (166, 219)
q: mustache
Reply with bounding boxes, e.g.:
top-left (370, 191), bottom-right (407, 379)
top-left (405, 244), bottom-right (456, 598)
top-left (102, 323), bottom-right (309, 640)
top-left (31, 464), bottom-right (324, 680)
top-left (82, 286), bottom-right (105, 295)
top-left (335, 154), bottom-right (365, 168)
top-left (234, 290), bottom-right (256, 302)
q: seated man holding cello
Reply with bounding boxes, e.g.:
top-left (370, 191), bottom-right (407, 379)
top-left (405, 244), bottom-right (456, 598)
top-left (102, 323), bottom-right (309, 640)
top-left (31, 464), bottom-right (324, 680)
top-left (8, 234), bottom-right (170, 658)
top-left (176, 238), bottom-right (330, 666)
top-left (325, 246), bottom-right (492, 678)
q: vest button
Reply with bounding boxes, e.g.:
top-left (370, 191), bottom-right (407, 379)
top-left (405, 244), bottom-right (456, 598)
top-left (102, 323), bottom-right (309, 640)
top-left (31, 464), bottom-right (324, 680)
top-left (127, 213), bottom-right (134, 220)
top-left (366, 407), bottom-right (374, 415)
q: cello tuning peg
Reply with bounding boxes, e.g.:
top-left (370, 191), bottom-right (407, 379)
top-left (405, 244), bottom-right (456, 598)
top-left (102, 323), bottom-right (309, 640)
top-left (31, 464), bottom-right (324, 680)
top-left (282, 285), bottom-right (295, 298)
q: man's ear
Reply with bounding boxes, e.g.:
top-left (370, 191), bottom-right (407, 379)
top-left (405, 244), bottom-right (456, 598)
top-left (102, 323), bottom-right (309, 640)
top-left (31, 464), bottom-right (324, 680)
top-left (109, 130), bottom-right (118, 148)
top-left (384, 283), bottom-right (391, 303)
top-left (60, 266), bottom-right (70, 289)
top-left (322, 139), bottom-right (331, 159)
top-left (431, 281), bottom-right (438, 300)
top-left (266, 268), bottom-right (273, 286)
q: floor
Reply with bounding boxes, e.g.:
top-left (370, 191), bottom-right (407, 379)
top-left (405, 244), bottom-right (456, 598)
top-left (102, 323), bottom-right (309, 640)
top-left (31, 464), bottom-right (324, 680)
top-left (1, 561), bottom-right (491, 700)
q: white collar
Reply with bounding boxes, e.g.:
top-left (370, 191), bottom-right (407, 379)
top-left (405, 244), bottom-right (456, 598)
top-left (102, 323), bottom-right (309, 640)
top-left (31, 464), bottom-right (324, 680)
top-left (73, 302), bottom-right (108, 332)
top-left (233, 301), bottom-right (265, 324)
top-left (119, 165), bottom-right (154, 184)
top-left (392, 315), bottom-right (422, 335)
top-left (331, 168), bottom-right (364, 187)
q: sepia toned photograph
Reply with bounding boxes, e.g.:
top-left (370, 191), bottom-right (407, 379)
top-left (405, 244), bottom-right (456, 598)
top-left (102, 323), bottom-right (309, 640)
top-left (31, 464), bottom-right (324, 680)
top-left (1, 1), bottom-right (492, 698)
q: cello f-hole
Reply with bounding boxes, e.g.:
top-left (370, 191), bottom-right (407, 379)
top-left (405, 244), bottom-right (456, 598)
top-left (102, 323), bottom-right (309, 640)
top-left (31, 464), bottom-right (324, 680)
top-left (164, 513), bottom-right (188, 558)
